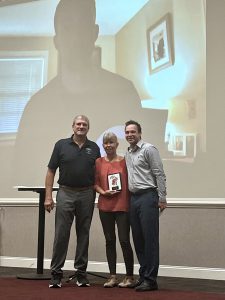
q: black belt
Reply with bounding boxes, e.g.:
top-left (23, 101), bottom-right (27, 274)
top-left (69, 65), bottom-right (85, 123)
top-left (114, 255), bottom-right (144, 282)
top-left (60, 185), bottom-right (93, 192)
top-left (131, 188), bottom-right (156, 195)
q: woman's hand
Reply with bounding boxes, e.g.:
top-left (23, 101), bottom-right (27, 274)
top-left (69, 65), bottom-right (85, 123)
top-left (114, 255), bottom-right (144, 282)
top-left (102, 190), bottom-right (120, 197)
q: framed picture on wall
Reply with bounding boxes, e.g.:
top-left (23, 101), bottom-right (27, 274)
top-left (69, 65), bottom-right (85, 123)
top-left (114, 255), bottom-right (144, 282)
top-left (147, 13), bottom-right (174, 74)
top-left (172, 133), bottom-right (197, 157)
top-left (173, 135), bottom-right (185, 156)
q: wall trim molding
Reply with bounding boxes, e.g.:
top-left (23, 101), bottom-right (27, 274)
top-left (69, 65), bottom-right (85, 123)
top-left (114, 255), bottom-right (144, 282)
top-left (1, 197), bottom-right (225, 208)
top-left (0, 198), bottom-right (38, 207)
top-left (0, 256), bottom-right (225, 280)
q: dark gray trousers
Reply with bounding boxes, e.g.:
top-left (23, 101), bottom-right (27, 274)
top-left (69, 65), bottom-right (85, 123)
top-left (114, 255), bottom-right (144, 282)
top-left (50, 188), bottom-right (95, 276)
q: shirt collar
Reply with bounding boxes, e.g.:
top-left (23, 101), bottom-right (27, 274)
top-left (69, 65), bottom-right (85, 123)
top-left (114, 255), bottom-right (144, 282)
top-left (70, 135), bottom-right (90, 147)
top-left (137, 139), bottom-right (144, 148)
top-left (128, 139), bottom-right (144, 152)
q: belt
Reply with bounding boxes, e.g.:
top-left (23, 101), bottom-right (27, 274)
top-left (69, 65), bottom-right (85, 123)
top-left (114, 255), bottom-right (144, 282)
top-left (60, 185), bottom-right (93, 192)
top-left (131, 187), bottom-right (156, 195)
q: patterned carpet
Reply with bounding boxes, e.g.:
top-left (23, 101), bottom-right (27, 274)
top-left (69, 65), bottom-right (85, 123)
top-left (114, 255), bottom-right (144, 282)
top-left (0, 267), bottom-right (225, 300)
top-left (1, 277), bottom-right (225, 300)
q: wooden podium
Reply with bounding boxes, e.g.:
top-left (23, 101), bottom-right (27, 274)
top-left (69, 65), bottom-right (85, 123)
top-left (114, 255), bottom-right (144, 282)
top-left (16, 186), bottom-right (58, 280)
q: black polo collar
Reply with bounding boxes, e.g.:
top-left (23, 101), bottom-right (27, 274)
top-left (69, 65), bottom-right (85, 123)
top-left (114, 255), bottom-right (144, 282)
top-left (70, 135), bottom-right (92, 147)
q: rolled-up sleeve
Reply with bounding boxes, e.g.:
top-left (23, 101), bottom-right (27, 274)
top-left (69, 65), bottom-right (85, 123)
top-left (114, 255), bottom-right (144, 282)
top-left (146, 146), bottom-right (167, 202)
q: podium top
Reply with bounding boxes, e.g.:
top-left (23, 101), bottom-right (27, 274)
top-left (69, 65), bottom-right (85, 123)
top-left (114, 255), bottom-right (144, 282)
top-left (14, 186), bottom-right (59, 192)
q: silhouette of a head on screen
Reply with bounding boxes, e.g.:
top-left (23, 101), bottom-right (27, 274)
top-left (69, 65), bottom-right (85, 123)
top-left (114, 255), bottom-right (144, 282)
top-left (54, 0), bottom-right (98, 71)
top-left (14, 0), bottom-right (168, 186)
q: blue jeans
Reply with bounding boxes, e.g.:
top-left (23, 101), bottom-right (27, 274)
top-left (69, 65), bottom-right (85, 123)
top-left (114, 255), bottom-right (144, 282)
top-left (130, 188), bottom-right (159, 282)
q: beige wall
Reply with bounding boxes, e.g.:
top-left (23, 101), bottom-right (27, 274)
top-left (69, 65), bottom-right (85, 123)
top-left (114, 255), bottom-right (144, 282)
top-left (96, 35), bottom-right (116, 72)
top-left (1, 205), bottom-right (225, 271)
top-left (116, 0), bottom-right (206, 150)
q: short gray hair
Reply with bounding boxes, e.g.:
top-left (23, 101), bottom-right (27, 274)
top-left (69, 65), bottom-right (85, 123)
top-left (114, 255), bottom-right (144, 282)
top-left (73, 115), bottom-right (90, 128)
top-left (103, 132), bottom-right (118, 143)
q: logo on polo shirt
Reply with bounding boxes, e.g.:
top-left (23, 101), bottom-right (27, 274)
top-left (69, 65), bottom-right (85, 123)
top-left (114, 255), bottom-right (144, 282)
top-left (85, 148), bottom-right (92, 155)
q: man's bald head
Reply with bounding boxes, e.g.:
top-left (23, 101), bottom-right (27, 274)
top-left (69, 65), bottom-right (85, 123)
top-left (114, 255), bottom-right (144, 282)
top-left (54, 0), bottom-right (96, 32)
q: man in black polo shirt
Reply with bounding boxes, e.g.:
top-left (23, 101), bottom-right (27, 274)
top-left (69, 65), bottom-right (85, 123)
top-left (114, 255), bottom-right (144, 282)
top-left (44, 115), bottom-right (100, 288)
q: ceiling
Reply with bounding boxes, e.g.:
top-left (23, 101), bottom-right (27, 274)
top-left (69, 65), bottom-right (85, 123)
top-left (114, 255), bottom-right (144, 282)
top-left (0, 0), bottom-right (149, 36)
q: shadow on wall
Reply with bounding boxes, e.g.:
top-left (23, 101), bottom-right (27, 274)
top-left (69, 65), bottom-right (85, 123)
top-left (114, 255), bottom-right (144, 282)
top-left (13, 0), bottom-right (168, 186)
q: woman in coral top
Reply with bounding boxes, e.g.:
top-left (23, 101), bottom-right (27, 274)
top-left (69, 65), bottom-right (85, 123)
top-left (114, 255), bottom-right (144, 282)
top-left (95, 132), bottom-right (135, 288)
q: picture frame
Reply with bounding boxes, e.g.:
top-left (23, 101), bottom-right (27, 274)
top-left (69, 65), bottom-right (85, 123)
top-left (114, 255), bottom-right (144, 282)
top-left (172, 133), bottom-right (197, 157)
top-left (173, 135), bottom-right (185, 156)
top-left (147, 13), bottom-right (174, 74)
top-left (108, 173), bottom-right (122, 191)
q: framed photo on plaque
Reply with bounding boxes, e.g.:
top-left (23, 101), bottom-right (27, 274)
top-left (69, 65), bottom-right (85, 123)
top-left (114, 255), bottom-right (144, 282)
top-left (108, 173), bottom-right (122, 191)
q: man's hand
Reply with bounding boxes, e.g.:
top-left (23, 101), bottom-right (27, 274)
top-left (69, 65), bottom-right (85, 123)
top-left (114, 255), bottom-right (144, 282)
top-left (158, 201), bottom-right (167, 213)
top-left (44, 198), bottom-right (54, 213)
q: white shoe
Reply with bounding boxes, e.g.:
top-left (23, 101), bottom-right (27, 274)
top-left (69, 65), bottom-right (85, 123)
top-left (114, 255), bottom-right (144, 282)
top-left (103, 275), bottom-right (118, 288)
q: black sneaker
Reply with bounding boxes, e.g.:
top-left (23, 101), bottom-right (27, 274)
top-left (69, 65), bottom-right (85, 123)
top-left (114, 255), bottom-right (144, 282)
top-left (49, 274), bottom-right (62, 288)
top-left (76, 273), bottom-right (90, 287)
top-left (133, 277), bottom-right (144, 288)
top-left (135, 280), bottom-right (158, 292)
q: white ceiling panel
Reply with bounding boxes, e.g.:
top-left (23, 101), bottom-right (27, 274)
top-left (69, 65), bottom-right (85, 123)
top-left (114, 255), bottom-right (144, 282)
top-left (0, 0), bottom-right (149, 36)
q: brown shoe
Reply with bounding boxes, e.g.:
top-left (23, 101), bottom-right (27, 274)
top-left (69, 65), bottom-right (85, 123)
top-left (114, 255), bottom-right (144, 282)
top-left (118, 276), bottom-right (136, 288)
top-left (103, 275), bottom-right (118, 288)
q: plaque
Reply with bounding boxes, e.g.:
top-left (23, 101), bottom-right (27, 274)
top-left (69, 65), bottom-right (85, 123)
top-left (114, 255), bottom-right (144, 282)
top-left (108, 173), bottom-right (122, 191)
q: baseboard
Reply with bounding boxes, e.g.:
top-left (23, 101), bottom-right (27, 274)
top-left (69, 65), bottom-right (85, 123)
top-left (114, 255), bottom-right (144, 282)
top-left (1, 197), bottom-right (225, 208)
top-left (0, 256), bottom-right (225, 281)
